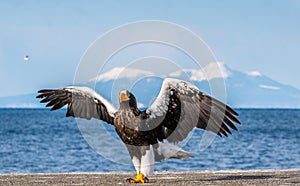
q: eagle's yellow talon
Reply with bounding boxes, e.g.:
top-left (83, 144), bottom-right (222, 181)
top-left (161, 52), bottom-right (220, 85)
top-left (126, 173), bottom-right (148, 183)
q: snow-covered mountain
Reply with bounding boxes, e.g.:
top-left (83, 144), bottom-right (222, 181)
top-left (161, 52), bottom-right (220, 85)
top-left (92, 63), bottom-right (300, 108)
top-left (1, 63), bottom-right (299, 108)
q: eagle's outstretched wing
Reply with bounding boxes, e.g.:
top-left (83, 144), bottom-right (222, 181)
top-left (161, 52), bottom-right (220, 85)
top-left (144, 78), bottom-right (240, 143)
top-left (36, 86), bottom-right (116, 125)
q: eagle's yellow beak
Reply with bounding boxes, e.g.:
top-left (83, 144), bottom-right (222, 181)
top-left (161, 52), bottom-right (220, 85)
top-left (119, 91), bottom-right (129, 103)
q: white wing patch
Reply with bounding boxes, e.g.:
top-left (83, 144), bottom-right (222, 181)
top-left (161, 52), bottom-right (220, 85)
top-left (146, 78), bottom-right (199, 119)
top-left (66, 86), bottom-right (117, 117)
top-left (146, 82), bottom-right (170, 118)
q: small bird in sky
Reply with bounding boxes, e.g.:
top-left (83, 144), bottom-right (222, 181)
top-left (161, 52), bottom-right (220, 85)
top-left (23, 55), bottom-right (30, 61)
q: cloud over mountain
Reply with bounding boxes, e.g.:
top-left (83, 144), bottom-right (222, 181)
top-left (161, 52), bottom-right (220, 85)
top-left (90, 67), bottom-right (154, 82)
top-left (187, 62), bottom-right (231, 82)
top-left (247, 71), bottom-right (262, 77)
top-left (259, 85), bottom-right (280, 90)
top-left (169, 62), bottom-right (230, 82)
top-left (90, 62), bottom-right (231, 83)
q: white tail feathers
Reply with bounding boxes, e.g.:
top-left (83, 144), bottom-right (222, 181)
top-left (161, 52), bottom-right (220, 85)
top-left (155, 142), bottom-right (194, 161)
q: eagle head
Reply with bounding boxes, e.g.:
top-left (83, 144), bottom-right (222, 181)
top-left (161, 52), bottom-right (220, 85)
top-left (119, 90), bottom-right (137, 105)
top-left (119, 90), bottom-right (130, 102)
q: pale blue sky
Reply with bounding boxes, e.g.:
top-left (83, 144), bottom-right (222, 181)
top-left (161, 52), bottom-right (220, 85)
top-left (0, 0), bottom-right (299, 97)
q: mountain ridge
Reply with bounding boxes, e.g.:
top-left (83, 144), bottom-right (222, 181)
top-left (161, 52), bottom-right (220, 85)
top-left (1, 63), bottom-right (299, 108)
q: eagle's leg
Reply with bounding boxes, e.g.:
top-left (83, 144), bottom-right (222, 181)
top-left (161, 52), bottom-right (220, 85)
top-left (126, 172), bottom-right (149, 183)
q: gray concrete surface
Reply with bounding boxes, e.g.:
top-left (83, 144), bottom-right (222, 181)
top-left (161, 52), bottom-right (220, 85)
top-left (1, 169), bottom-right (299, 185)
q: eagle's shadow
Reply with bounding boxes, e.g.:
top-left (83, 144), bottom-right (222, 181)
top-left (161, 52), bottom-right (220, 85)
top-left (207, 175), bottom-right (274, 181)
top-left (149, 174), bottom-right (275, 184)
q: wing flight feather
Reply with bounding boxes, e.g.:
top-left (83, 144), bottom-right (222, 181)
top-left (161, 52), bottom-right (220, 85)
top-left (145, 78), bottom-right (240, 143)
top-left (37, 86), bottom-right (116, 125)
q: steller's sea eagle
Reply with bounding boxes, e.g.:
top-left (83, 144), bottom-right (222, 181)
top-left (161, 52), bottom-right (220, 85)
top-left (36, 78), bottom-right (240, 183)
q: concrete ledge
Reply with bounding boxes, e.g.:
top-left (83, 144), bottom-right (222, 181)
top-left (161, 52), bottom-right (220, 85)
top-left (1, 169), bottom-right (299, 185)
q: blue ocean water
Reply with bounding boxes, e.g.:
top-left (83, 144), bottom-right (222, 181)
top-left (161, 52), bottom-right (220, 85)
top-left (0, 108), bottom-right (299, 173)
